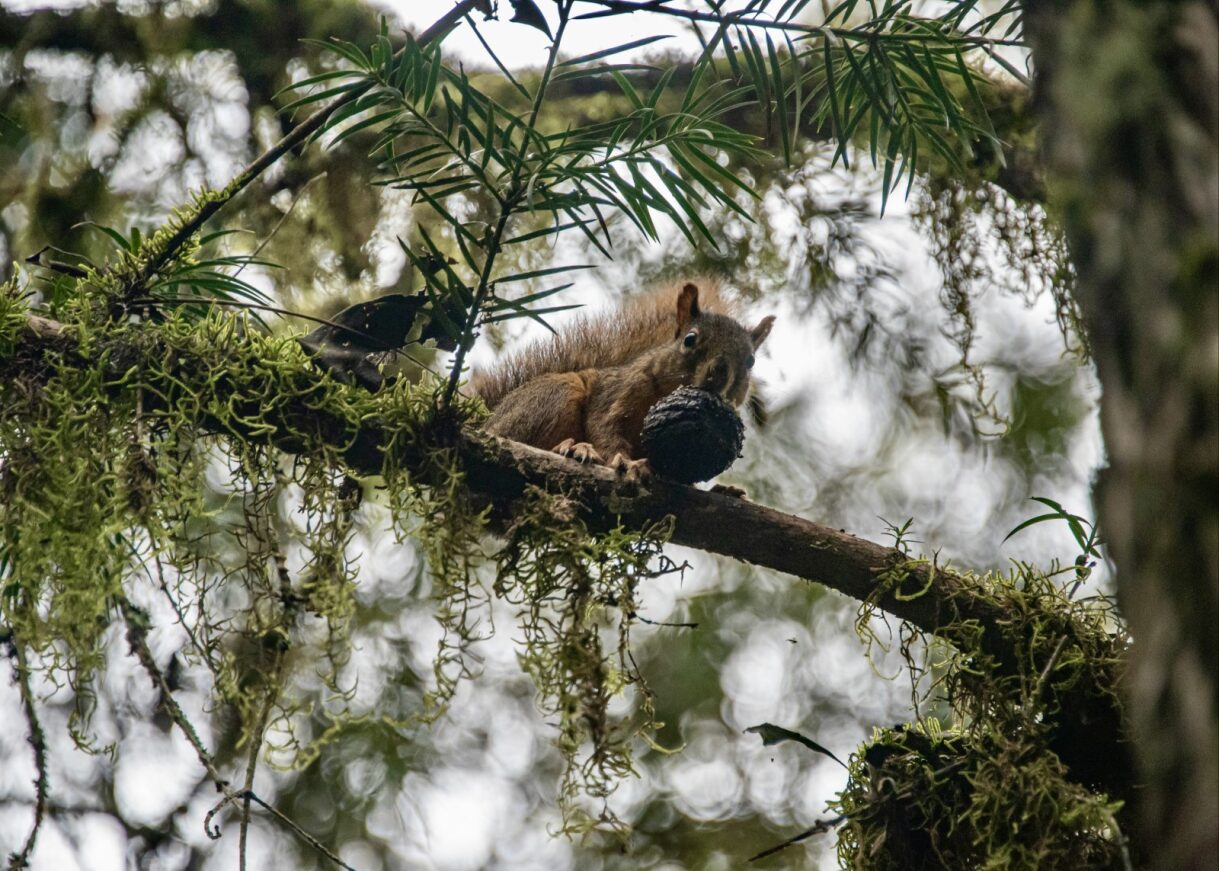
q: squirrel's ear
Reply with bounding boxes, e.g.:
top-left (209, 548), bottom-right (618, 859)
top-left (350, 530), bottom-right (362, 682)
top-left (750, 315), bottom-right (775, 349)
top-left (675, 283), bottom-right (701, 336)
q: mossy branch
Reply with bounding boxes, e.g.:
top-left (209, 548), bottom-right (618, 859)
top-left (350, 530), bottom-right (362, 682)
top-left (12, 313), bottom-right (1077, 662)
top-left (7, 307), bottom-right (1133, 832)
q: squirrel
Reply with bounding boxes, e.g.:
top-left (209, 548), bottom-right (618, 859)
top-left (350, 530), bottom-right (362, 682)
top-left (472, 280), bottom-right (775, 479)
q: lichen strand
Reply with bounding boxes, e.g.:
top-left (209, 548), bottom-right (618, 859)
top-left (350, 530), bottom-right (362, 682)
top-left (496, 488), bottom-right (675, 834)
top-left (1, 272), bottom-right (673, 828)
top-left (1, 286), bottom-right (371, 754)
top-left (837, 561), bottom-right (1129, 869)
top-left (382, 444), bottom-right (677, 834)
top-left (914, 177), bottom-right (1087, 363)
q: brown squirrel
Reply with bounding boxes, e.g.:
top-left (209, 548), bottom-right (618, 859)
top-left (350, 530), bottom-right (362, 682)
top-left (472, 280), bottom-right (774, 479)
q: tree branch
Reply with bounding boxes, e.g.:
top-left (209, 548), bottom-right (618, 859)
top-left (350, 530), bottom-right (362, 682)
top-left (8, 310), bottom-right (1132, 798)
top-left (11, 315), bottom-right (1041, 647)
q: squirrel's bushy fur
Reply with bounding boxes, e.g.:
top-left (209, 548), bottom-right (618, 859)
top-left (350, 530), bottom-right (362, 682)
top-left (472, 279), bottom-right (773, 477)
top-left (472, 280), bottom-right (736, 409)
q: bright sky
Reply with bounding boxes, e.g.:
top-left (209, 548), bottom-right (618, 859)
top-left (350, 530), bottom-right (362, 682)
top-left (386, 0), bottom-right (731, 67)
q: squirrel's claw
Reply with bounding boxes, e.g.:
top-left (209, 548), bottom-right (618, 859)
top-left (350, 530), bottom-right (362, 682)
top-left (610, 454), bottom-right (652, 483)
top-left (553, 439), bottom-right (604, 465)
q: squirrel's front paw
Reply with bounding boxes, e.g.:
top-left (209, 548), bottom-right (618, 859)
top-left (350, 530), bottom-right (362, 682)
top-left (553, 439), bottom-right (605, 465)
top-left (609, 454), bottom-right (652, 483)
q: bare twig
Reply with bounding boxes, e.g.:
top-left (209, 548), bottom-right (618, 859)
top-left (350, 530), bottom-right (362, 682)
top-left (237, 681), bottom-right (279, 871)
top-left (632, 613), bottom-right (699, 629)
top-left (120, 598), bottom-right (353, 868)
top-left (749, 814), bottom-right (845, 862)
top-left (231, 171), bottom-right (327, 280)
top-left (242, 791), bottom-right (359, 871)
top-left (120, 599), bottom-right (229, 787)
top-left (574, 0), bottom-right (1027, 47)
top-left (6, 640), bottom-right (49, 871)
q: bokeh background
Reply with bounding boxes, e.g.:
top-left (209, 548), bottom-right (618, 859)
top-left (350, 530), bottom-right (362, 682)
top-left (0, 2), bottom-right (1102, 868)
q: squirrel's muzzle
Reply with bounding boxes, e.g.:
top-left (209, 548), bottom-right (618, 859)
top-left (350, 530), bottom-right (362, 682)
top-left (697, 356), bottom-right (735, 400)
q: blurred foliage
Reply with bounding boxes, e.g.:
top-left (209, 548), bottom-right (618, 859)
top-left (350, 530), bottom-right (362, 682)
top-left (0, 2), bottom-right (1121, 870)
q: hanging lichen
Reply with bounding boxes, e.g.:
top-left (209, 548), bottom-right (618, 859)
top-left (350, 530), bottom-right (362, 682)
top-left (833, 557), bottom-right (1130, 869)
top-left (1, 248), bottom-right (673, 832)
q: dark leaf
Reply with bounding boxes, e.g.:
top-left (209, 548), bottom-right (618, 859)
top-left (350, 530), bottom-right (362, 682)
top-left (297, 293), bottom-right (431, 391)
top-left (509, 0), bottom-right (552, 38)
top-left (745, 723), bottom-right (847, 767)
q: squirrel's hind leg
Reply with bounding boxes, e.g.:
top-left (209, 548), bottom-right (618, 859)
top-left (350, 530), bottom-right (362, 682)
top-left (486, 372), bottom-right (589, 450)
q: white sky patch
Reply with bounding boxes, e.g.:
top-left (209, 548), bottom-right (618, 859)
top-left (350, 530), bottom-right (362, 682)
top-left (114, 723), bottom-right (206, 826)
top-left (386, 0), bottom-right (701, 70)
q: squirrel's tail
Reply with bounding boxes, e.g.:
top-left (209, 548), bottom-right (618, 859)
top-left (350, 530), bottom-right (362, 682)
top-left (471, 278), bottom-right (733, 409)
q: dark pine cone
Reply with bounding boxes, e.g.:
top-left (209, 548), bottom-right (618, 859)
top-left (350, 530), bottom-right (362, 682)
top-left (640, 386), bottom-right (745, 484)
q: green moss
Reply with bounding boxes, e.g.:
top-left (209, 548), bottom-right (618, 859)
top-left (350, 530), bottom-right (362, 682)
top-left (839, 561), bottom-right (1130, 868)
top-left (1, 255), bottom-right (672, 831)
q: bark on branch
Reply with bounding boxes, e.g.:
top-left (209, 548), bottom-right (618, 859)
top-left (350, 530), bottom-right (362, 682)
top-left (13, 314), bottom-right (1056, 647)
top-left (10, 312), bottom-right (1131, 799)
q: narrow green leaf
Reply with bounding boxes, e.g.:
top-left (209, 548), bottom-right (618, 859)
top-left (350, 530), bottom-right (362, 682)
top-left (330, 109), bottom-right (400, 147)
top-left (656, 168), bottom-right (717, 247)
top-left (484, 303), bottom-right (582, 327)
top-left (317, 38), bottom-right (371, 70)
top-left (422, 49), bottom-right (443, 115)
top-left (275, 69), bottom-right (359, 101)
top-left (668, 145), bottom-right (756, 211)
top-left (492, 265), bottom-right (594, 284)
top-left (1030, 496), bottom-right (1068, 513)
top-left (78, 221), bottom-right (133, 253)
top-left (558, 35), bottom-right (672, 67)
top-left (280, 81), bottom-right (367, 116)
top-left (765, 34), bottom-right (792, 165)
top-left (879, 126), bottom-right (902, 215)
top-left (645, 67), bottom-right (676, 111)
top-left (198, 229), bottom-right (250, 246)
top-left (1003, 513), bottom-right (1066, 543)
top-left (553, 63), bottom-right (664, 83)
top-left (822, 37), bottom-right (846, 166)
top-left (721, 32), bottom-right (744, 81)
top-left (610, 70), bottom-right (644, 111)
top-left (503, 220), bottom-right (587, 246)
top-left (486, 282), bottom-right (575, 311)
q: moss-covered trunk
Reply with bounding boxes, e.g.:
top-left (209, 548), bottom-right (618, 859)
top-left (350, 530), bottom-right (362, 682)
top-left (1022, 2), bottom-right (1219, 865)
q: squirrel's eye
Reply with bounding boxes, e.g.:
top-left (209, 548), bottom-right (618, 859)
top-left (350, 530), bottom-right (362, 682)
top-left (746, 354), bottom-right (755, 369)
top-left (683, 331), bottom-right (698, 348)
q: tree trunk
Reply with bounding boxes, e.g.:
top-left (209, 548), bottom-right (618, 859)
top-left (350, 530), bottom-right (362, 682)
top-left (1022, 2), bottom-right (1219, 866)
